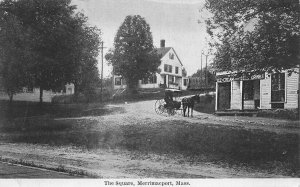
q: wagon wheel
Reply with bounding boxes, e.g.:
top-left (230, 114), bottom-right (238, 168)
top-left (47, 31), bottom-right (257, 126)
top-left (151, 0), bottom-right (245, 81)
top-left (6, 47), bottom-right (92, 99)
top-left (155, 99), bottom-right (166, 115)
top-left (168, 107), bottom-right (176, 116)
top-left (177, 108), bottom-right (183, 116)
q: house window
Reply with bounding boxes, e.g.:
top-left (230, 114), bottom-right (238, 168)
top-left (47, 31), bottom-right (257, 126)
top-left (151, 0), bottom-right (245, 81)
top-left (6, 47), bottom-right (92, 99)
top-left (271, 73), bottom-right (285, 102)
top-left (169, 75), bottom-right (176, 84)
top-left (175, 67), bottom-right (179, 74)
top-left (142, 75), bottom-right (157, 84)
top-left (183, 79), bottom-right (188, 86)
top-left (169, 53), bottom-right (174, 60)
top-left (169, 75), bottom-right (173, 83)
top-left (164, 64), bottom-right (172, 73)
top-left (141, 78), bottom-right (148, 84)
top-left (27, 86), bottom-right (33, 92)
top-left (149, 74), bottom-right (157, 84)
top-left (115, 77), bottom-right (122, 85)
top-left (243, 81), bottom-right (254, 100)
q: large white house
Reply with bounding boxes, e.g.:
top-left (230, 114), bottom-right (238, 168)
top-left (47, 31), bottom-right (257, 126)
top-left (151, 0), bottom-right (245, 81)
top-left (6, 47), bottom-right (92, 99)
top-left (113, 40), bottom-right (189, 90)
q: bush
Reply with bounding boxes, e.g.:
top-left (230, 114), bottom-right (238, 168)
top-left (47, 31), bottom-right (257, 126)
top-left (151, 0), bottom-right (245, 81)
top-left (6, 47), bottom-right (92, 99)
top-left (51, 94), bottom-right (75, 104)
top-left (51, 89), bottom-right (112, 104)
top-left (193, 94), bottom-right (215, 114)
top-left (112, 92), bottom-right (159, 102)
top-left (257, 109), bottom-right (299, 120)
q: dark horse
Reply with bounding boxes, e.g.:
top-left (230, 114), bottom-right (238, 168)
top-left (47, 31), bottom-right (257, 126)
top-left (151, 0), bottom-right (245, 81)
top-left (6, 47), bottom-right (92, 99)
top-left (182, 94), bottom-right (200, 117)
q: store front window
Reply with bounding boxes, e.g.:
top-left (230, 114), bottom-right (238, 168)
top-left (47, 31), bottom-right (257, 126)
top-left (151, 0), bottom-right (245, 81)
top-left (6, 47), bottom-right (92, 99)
top-left (271, 73), bottom-right (285, 102)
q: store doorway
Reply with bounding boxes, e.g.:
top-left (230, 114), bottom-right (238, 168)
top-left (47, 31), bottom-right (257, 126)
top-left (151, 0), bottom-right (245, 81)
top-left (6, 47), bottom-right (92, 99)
top-left (242, 80), bottom-right (260, 110)
top-left (217, 82), bottom-right (231, 110)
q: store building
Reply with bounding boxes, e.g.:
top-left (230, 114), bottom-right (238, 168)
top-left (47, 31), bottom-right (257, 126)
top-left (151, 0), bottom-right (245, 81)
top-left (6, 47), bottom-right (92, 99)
top-left (215, 68), bottom-right (299, 111)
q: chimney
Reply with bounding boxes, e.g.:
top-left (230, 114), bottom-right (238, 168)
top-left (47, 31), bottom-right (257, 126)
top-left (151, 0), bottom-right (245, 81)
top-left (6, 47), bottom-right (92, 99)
top-left (160, 39), bottom-right (165, 48)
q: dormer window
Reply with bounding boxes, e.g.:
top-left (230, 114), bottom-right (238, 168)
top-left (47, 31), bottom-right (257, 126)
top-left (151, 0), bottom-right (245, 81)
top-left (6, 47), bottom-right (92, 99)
top-left (169, 53), bottom-right (174, 60)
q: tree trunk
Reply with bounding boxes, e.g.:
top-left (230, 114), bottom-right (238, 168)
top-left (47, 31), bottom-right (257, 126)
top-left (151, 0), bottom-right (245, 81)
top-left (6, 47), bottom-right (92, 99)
top-left (39, 87), bottom-right (43, 103)
top-left (127, 79), bottom-right (138, 95)
top-left (73, 82), bottom-right (80, 97)
top-left (8, 92), bottom-right (13, 103)
top-left (298, 67), bottom-right (300, 120)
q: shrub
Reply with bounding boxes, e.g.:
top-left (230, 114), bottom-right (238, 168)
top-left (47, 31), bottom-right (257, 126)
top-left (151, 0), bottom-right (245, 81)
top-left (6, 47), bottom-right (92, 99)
top-left (193, 94), bottom-right (215, 114)
top-left (51, 85), bottom-right (114, 104)
top-left (111, 89), bottom-right (165, 102)
top-left (51, 94), bottom-right (74, 104)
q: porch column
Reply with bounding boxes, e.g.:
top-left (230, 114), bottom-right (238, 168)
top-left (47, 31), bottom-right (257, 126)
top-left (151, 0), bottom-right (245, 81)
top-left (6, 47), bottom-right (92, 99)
top-left (240, 80), bottom-right (243, 110)
top-left (231, 80), bottom-right (242, 110)
top-left (166, 75), bottom-right (169, 88)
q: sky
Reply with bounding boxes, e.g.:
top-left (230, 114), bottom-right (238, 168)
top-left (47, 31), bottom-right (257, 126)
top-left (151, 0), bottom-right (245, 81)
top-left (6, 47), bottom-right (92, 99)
top-left (72, 0), bottom-right (212, 77)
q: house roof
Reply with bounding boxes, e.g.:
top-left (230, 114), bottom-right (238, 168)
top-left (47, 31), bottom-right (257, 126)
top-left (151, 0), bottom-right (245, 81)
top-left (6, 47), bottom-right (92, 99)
top-left (155, 47), bottom-right (172, 57)
top-left (153, 47), bottom-right (183, 66)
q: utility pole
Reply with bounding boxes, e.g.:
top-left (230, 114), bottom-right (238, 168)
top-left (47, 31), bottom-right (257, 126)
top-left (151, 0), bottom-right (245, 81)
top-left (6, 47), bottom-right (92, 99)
top-left (205, 54), bottom-right (208, 87)
top-left (200, 51), bottom-right (203, 84)
top-left (100, 41), bottom-right (107, 101)
top-left (202, 50), bottom-right (210, 88)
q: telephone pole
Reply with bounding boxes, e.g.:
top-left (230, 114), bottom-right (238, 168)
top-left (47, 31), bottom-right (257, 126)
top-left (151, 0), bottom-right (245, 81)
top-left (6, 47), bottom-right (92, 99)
top-left (100, 41), bottom-right (107, 101)
top-left (205, 54), bottom-right (208, 87)
top-left (202, 50), bottom-right (210, 88)
top-left (200, 50), bottom-right (203, 84)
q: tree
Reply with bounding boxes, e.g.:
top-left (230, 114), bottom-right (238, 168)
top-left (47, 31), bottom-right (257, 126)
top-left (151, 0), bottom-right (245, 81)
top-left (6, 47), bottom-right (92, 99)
top-left (65, 12), bottom-right (101, 96)
top-left (0, 0), bottom-right (101, 103)
top-left (191, 66), bottom-right (216, 88)
top-left (182, 67), bottom-right (187, 77)
top-left (205, 0), bottom-right (300, 73)
top-left (0, 4), bottom-right (31, 102)
top-left (106, 15), bottom-right (161, 94)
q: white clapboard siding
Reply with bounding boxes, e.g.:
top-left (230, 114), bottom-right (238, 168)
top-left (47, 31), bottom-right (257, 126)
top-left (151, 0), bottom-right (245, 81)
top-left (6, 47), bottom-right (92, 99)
top-left (231, 81), bottom-right (242, 109)
top-left (285, 71), bottom-right (299, 109)
top-left (244, 100), bottom-right (254, 109)
top-left (260, 76), bottom-right (271, 109)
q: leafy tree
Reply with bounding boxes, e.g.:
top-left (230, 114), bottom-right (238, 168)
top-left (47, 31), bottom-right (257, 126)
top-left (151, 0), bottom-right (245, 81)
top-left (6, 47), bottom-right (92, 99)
top-left (106, 15), bottom-right (160, 93)
top-left (0, 0), bottom-right (101, 103)
top-left (182, 67), bottom-right (187, 77)
top-left (66, 13), bottom-right (101, 96)
top-left (0, 5), bottom-right (31, 102)
top-left (205, 0), bottom-right (300, 73)
top-left (191, 66), bottom-right (216, 88)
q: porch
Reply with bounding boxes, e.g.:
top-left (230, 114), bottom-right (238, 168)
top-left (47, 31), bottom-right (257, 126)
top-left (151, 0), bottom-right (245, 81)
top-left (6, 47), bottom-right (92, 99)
top-left (160, 74), bottom-right (183, 90)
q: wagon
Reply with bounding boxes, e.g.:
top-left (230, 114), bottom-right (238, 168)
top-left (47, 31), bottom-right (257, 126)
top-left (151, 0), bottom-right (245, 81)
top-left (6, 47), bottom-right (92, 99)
top-left (154, 89), bottom-right (182, 116)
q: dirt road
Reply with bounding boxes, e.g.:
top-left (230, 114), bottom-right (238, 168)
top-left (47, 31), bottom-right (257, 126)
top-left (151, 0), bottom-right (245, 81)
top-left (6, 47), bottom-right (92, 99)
top-left (0, 99), bottom-right (298, 178)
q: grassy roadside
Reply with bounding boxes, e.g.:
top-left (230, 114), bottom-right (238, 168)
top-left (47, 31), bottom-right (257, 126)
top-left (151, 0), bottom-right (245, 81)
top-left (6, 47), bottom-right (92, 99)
top-left (0, 156), bottom-right (97, 178)
top-left (0, 100), bottom-right (120, 119)
top-left (120, 121), bottom-right (299, 177)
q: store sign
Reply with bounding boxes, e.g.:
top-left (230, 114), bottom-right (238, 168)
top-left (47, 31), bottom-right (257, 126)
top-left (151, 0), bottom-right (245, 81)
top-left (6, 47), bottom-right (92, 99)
top-left (217, 72), bottom-right (265, 82)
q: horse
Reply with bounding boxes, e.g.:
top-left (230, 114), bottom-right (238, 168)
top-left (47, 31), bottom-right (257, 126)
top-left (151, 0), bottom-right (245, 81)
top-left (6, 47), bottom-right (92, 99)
top-left (182, 94), bottom-right (200, 117)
